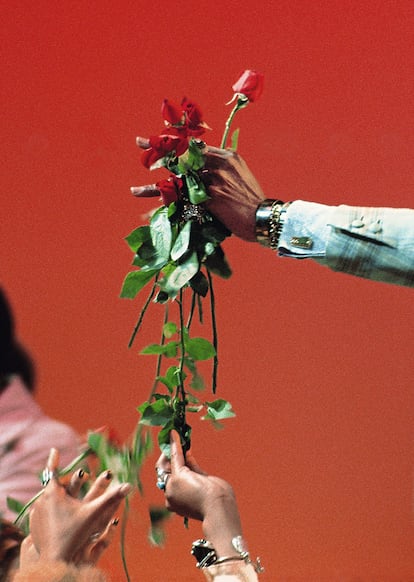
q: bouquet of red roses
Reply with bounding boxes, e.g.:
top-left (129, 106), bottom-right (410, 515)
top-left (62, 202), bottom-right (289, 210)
top-left (121, 70), bottom-right (264, 455)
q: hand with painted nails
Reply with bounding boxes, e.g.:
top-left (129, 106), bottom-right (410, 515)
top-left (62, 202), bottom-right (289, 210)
top-left (22, 448), bottom-right (132, 567)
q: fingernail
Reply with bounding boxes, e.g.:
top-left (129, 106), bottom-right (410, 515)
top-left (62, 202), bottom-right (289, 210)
top-left (105, 470), bottom-right (112, 480)
top-left (130, 186), bottom-right (159, 198)
top-left (136, 136), bottom-right (150, 149)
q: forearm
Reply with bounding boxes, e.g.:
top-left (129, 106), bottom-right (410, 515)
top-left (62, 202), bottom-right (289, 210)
top-left (200, 497), bottom-right (259, 581)
top-left (202, 494), bottom-right (243, 558)
top-left (259, 200), bottom-right (414, 287)
top-left (202, 561), bottom-right (259, 582)
top-left (12, 560), bottom-right (107, 582)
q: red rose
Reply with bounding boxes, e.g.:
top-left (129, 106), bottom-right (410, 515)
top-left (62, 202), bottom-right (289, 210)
top-left (232, 69), bottom-right (264, 102)
top-left (156, 175), bottom-right (183, 206)
top-left (141, 134), bottom-right (188, 168)
top-left (93, 425), bottom-right (122, 448)
top-left (181, 97), bottom-right (205, 134)
top-left (161, 99), bottom-right (184, 125)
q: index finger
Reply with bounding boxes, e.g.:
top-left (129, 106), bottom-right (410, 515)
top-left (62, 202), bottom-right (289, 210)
top-left (46, 448), bottom-right (60, 472)
top-left (169, 431), bottom-right (185, 474)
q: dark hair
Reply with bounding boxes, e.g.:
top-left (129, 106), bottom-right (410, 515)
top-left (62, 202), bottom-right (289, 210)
top-left (0, 289), bottom-right (36, 392)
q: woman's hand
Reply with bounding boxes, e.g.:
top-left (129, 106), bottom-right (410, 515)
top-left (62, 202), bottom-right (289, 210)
top-left (156, 432), bottom-right (243, 557)
top-left (28, 448), bottom-right (132, 565)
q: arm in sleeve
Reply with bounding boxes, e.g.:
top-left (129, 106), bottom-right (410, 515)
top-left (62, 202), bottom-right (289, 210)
top-left (278, 201), bottom-right (414, 287)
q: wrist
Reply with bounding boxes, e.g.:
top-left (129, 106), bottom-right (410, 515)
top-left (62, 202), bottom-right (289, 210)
top-left (202, 496), bottom-right (242, 557)
top-left (255, 198), bottom-right (291, 249)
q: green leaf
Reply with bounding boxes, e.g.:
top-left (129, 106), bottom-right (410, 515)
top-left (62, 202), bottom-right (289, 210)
top-left (154, 290), bottom-right (169, 303)
top-left (150, 207), bottom-right (172, 268)
top-left (187, 405), bottom-right (203, 413)
top-left (152, 393), bottom-right (171, 401)
top-left (87, 431), bottom-right (105, 454)
top-left (134, 240), bottom-right (158, 266)
top-left (7, 496), bottom-right (25, 515)
top-left (139, 399), bottom-right (174, 426)
top-left (120, 269), bottom-right (158, 299)
top-left (200, 223), bottom-right (229, 245)
top-left (148, 505), bottom-right (171, 547)
top-left (204, 246), bottom-right (232, 279)
top-left (185, 337), bottom-right (216, 361)
top-left (204, 399), bottom-right (236, 421)
top-left (162, 252), bottom-right (199, 296)
top-left (140, 341), bottom-right (178, 358)
top-left (132, 429), bottom-right (153, 467)
top-left (165, 365), bottom-right (183, 387)
top-left (189, 271), bottom-right (209, 297)
top-left (157, 421), bottom-right (174, 455)
top-left (125, 225), bottom-right (151, 251)
top-left (187, 139), bottom-right (206, 171)
top-left (185, 173), bottom-right (209, 205)
top-left (190, 372), bottom-right (205, 390)
top-left (171, 221), bottom-right (192, 261)
top-left (155, 365), bottom-right (184, 392)
top-left (163, 322), bottom-right (178, 338)
top-left (186, 392), bottom-right (200, 404)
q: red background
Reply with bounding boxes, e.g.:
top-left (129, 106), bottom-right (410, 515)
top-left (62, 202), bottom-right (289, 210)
top-left (1, 1), bottom-right (413, 580)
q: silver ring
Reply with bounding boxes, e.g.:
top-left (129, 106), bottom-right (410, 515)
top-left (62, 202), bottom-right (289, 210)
top-left (41, 468), bottom-right (54, 487)
top-left (155, 468), bottom-right (170, 491)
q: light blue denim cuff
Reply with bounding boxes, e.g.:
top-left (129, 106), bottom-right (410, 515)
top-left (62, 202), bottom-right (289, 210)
top-left (278, 200), bottom-right (334, 258)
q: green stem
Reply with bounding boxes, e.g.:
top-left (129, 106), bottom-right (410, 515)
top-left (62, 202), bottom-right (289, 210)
top-left (220, 97), bottom-right (249, 149)
top-left (186, 290), bottom-right (197, 330)
top-left (206, 269), bottom-right (218, 394)
top-left (60, 447), bottom-right (93, 476)
top-left (150, 304), bottom-right (169, 398)
top-left (14, 489), bottom-right (44, 527)
top-left (128, 275), bottom-right (159, 348)
top-left (120, 498), bottom-right (131, 582)
top-left (178, 290), bottom-right (186, 401)
top-left (197, 292), bottom-right (203, 324)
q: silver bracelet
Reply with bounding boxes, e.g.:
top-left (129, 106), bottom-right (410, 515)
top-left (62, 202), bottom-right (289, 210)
top-left (255, 199), bottom-right (291, 250)
top-left (191, 536), bottom-right (264, 573)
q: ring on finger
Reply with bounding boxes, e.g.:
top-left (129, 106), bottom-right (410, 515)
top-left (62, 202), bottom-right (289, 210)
top-left (41, 468), bottom-right (55, 487)
top-left (155, 468), bottom-right (171, 491)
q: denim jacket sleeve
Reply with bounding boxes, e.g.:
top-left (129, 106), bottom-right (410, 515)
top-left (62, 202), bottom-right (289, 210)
top-left (278, 201), bottom-right (414, 287)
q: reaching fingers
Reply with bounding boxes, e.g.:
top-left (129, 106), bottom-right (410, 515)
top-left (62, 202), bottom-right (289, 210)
top-left (169, 431), bottom-right (185, 474)
top-left (83, 470), bottom-right (114, 502)
top-left (46, 448), bottom-right (60, 472)
top-left (66, 468), bottom-right (89, 498)
top-left (41, 448), bottom-right (60, 488)
top-left (78, 518), bottom-right (119, 565)
top-left (136, 136), bottom-right (150, 150)
top-left (83, 483), bottom-right (131, 536)
top-left (130, 185), bottom-right (160, 198)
